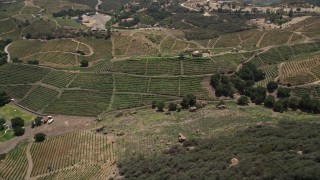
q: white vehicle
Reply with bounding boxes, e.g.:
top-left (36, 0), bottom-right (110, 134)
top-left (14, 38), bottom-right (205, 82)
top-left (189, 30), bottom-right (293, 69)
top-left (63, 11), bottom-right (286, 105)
top-left (48, 119), bottom-right (54, 124)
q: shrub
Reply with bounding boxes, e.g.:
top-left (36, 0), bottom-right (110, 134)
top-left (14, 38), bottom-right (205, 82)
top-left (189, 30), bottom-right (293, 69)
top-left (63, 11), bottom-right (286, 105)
top-left (264, 95), bottom-right (276, 108)
top-left (238, 95), bottom-right (249, 105)
top-left (181, 94), bottom-right (197, 109)
top-left (0, 153), bottom-right (6, 160)
top-left (288, 97), bottom-right (300, 111)
top-left (80, 59), bottom-right (89, 67)
top-left (34, 133), bottom-right (46, 142)
top-left (27, 60), bottom-right (39, 65)
top-left (274, 101), bottom-right (286, 112)
top-left (156, 101), bottom-right (165, 111)
top-left (168, 103), bottom-right (177, 111)
top-left (151, 101), bottom-right (157, 109)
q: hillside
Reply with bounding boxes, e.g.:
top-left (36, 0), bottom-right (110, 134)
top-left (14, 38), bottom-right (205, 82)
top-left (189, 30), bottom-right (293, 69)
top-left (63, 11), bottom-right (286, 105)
top-left (0, 0), bottom-right (320, 179)
top-left (119, 119), bottom-right (320, 179)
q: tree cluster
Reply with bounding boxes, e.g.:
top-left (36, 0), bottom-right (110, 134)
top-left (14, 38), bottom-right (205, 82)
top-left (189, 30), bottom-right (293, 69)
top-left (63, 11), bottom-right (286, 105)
top-left (152, 94), bottom-right (197, 112)
top-left (211, 63), bottom-right (266, 102)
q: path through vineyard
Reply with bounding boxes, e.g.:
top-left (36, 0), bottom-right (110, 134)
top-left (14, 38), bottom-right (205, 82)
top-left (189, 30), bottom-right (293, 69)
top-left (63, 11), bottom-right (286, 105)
top-left (25, 141), bottom-right (33, 180)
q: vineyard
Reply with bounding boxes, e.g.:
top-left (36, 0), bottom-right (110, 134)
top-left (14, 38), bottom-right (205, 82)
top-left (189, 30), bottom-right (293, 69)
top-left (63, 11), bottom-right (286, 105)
top-left (279, 57), bottom-right (320, 85)
top-left (0, 64), bottom-right (51, 85)
top-left (19, 86), bottom-right (60, 112)
top-left (8, 39), bottom-right (93, 66)
top-left (30, 131), bottom-right (115, 177)
top-left (256, 64), bottom-right (279, 87)
top-left (36, 164), bottom-right (116, 180)
top-left (44, 90), bottom-right (112, 116)
top-left (0, 144), bottom-right (28, 180)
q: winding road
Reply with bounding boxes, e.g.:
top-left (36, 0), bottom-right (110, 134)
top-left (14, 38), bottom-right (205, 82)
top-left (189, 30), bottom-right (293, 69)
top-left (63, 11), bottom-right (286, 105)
top-left (4, 43), bottom-right (12, 62)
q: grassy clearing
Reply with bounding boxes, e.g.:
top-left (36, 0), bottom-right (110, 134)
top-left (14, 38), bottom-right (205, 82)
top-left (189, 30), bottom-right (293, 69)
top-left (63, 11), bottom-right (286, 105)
top-left (0, 130), bottom-right (14, 142)
top-left (55, 17), bottom-right (81, 28)
top-left (0, 104), bottom-right (35, 124)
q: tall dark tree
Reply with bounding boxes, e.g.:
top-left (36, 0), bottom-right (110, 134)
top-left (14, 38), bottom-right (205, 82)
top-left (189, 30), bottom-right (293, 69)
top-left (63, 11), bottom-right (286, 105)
top-left (11, 117), bottom-right (24, 129)
top-left (0, 90), bottom-right (10, 106)
top-left (267, 81), bottom-right (278, 93)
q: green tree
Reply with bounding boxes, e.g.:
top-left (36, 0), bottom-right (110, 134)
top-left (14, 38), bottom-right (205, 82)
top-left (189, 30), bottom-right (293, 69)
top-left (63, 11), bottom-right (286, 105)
top-left (264, 95), bottom-right (276, 108)
top-left (238, 95), bottom-right (249, 105)
top-left (26, 33), bottom-right (32, 39)
top-left (0, 90), bottom-right (10, 107)
top-left (277, 88), bottom-right (291, 98)
top-left (156, 101), bottom-right (165, 111)
top-left (34, 117), bottom-right (43, 126)
top-left (250, 86), bottom-right (266, 105)
top-left (80, 59), bottom-right (89, 67)
top-left (288, 9), bottom-right (293, 18)
top-left (34, 133), bottom-right (46, 142)
top-left (186, 94), bottom-right (197, 106)
top-left (274, 101), bottom-right (284, 112)
top-left (11, 117), bottom-right (24, 129)
top-left (267, 81), bottom-right (278, 93)
top-left (168, 103), bottom-right (177, 111)
top-left (13, 126), bottom-right (25, 136)
top-left (181, 96), bottom-right (190, 109)
top-left (288, 97), bottom-right (300, 111)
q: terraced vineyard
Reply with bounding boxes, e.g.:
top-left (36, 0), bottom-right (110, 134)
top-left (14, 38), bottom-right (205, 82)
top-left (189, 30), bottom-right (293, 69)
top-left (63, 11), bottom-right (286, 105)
top-left (0, 144), bottom-right (28, 180)
top-left (30, 131), bottom-right (115, 177)
top-left (111, 93), bottom-right (177, 110)
top-left (0, 64), bottom-right (51, 85)
top-left (42, 70), bottom-right (77, 88)
top-left (44, 90), bottom-right (112, 116)
top-left (20, 86), bottom-right (60, 112)
top-left (279, 57), bottom-right (320, 85)
top-left (8, 39), bottom-right (92, 66)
